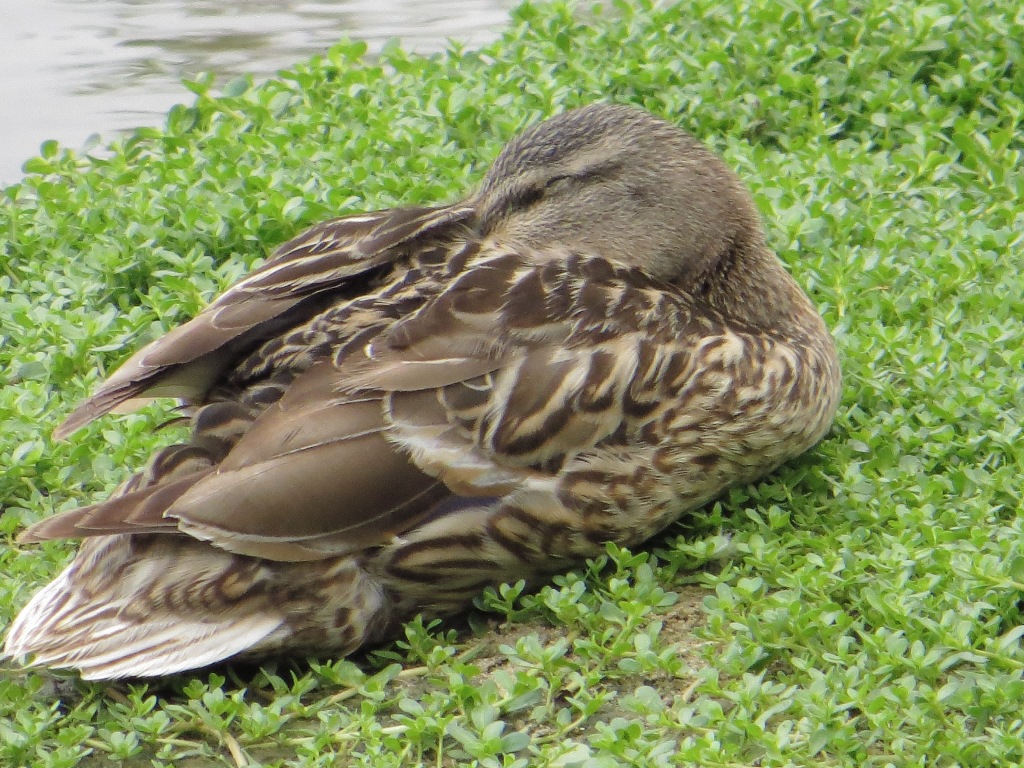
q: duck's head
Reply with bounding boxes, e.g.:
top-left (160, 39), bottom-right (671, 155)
top-left (474, 103), bottom-right (769, 292)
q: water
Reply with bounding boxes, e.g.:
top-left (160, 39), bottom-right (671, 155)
top-left (0, 0), bottom-right (514, 184)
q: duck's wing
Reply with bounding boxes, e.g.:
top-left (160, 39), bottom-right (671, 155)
top-left (350, 247), bottom-right (690, 472)
top-left (24, 247), bottom-right (685, 562)
top-left (55, 202), bottom-right (474, 439)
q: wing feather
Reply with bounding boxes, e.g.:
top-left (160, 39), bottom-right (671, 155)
top-left (352, 248), bottom-right (685, 474)
top-left (55, 203), bottom-right (473, 438)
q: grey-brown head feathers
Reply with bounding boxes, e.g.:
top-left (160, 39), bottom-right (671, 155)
top-left (476, 103), bottom-right (765, 288)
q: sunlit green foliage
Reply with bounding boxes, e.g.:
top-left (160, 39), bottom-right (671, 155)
top-left (2, 0), bottom-right (1023, 765)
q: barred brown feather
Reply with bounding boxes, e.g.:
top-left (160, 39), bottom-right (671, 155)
top-left (5, 104), bottom-right (841, 678)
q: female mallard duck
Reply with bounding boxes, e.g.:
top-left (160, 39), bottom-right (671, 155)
top-left (5, 103), bottom-right (841, 679)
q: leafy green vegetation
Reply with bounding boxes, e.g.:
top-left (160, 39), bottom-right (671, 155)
top-left (2, 0), bottom-right (1022, 764)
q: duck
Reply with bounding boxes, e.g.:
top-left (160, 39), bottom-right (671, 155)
top-left (4, 103), bottom-right (841, 679)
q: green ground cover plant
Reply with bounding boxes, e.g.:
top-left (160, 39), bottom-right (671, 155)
top-left (1, 0), bottom-right (1022, 765)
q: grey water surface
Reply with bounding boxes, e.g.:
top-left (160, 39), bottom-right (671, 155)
top-left (0, 0), bottom-right (514, 183)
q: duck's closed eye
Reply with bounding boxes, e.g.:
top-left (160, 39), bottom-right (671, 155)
top-left (507, 174), bottom-right (582, 212)
top-left (524, 173), bottom-right (580, 201)
top-left (508, 185), bottom-right (547, 211)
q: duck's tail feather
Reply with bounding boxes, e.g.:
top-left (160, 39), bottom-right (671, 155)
top-left (3, 537), bottom-right (284, 680)
top-left (4, 573), bottom-right (282, 679)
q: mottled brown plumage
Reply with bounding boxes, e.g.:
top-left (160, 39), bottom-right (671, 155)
top-left (4, 104), bottom-right (841, 679)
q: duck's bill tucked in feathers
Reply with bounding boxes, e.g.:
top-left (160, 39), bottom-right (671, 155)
top-left (6, 103), bottom-right (841, 679)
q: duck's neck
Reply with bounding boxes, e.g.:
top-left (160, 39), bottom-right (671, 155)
top-left (701, 244), bottom-right (831, 343)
